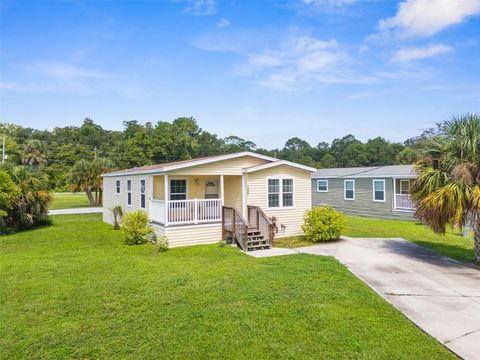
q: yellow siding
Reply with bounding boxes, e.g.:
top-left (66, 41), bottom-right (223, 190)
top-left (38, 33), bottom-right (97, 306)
top-left (223, 175), bottom-right (242, 209)
top-left (246, 165), bottom-right (312, 238)
top-left (154, 224), bottom-right (222, 247)
top-left (169, 156), bottom-right (268, 176)
top-left (153, 175), bottom-right (165, 200)
top-left (102, 174), bottom-right (151, 224)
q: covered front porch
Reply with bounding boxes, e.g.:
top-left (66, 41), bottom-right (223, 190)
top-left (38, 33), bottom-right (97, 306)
top-left (149, 174), bottom-right (243, 226)
top-left (393, 178), bottom-right (415, 211)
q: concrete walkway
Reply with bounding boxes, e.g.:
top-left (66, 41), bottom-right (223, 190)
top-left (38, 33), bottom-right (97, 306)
top-left (248, 237), bottom-right (480, 360)
top-left (48, 207), bottom-right (103, 215)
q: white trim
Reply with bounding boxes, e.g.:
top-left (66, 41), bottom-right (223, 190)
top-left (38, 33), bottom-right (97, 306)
top-left (152, 222), bottom-right (222, 231)
top-left (126, 178), bottom-right (132, 207)
top-left (344, 179), bottom-right (355, 201)
top-left (115, 179), bottom-right (121, 195)
top-left (164, 174), bottom-right (169, 225)
top-left (242, 174), bottom-right (247, 218)
top-left (266, 176), bottom-right (295, 210)
top-left (317, 179), bottom-right (328, 192)
top-left (102, 151), bottom-right (278, 177)
top-left (139, 177), bottom-right (146, 209)
top-left (220, 175), bottom-right (224, 206)
top-left (372, 179), bottom-right (386, 202)
top-left (312, 174), bottom-right (417, 179)
top-left (244, 160), bottom-right (315, 173)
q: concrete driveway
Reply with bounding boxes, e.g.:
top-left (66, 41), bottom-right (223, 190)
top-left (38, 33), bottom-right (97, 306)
top-left (294, 237), bottom-right (480, 360)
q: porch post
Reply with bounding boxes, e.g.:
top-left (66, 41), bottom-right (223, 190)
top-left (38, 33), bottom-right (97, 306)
top-left (393, 177), bottom-right (396, 210)
top-left (242, 173), bottom-right (247, 219)
top-left (164, 174), bottom-right (169, 226)
top-left (220, 175), bottom-right (224, 206)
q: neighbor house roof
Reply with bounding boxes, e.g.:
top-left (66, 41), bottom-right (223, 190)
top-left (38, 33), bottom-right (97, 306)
top-left (312, 165), bottom-right (416, 179)
top-left (103, 151), bottom-right (314, 177)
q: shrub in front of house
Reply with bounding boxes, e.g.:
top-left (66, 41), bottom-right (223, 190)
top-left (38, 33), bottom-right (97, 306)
top-left (302, 207), bottom-right (346, 242)
top-left (121, 210), bottom-right (153, 245)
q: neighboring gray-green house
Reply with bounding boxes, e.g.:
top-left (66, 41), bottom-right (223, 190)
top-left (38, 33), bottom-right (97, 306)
top-left (312, 165), bottom-right (417, 220)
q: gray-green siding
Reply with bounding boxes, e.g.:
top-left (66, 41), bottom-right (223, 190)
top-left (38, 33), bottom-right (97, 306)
top-left (311, 178), bottom-right (416, 221)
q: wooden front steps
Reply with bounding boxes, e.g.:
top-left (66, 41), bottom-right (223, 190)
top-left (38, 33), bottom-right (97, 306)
top-left (247, 228), bottom-right (271, 251)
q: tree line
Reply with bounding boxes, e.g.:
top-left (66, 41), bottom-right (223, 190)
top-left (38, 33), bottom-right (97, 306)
top-left (0, 117), bottom-right (430, 191)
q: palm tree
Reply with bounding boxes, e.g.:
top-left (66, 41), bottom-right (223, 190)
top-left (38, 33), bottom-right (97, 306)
top-left (21, 140), bottom-right (47, 168)
top-left (411, 114), bottom-right (480, 264)
top-left (69, 158), bottom-right (113, 206)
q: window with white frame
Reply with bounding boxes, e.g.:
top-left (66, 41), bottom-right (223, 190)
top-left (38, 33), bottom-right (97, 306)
top-left (373, 179), bottom-right (385, 202)
top-left (400, 180), bottom-right (410, 194)
top-left (317, 179), bottom-right (328, 192)
top-left (282, 178), bottom-right (294, 207)
top-left (115, 179), bottom-right (121, 194)
top-left (127, 179), bottom-right (132, 206)
top-left (268, 177), bottom-right (294, 208)
top-left (140, 179), bottom-right (146, 209)
top-left (344, 180), bottom-right (355, 200)
top-left (170, 179), bottom-right (187, 200)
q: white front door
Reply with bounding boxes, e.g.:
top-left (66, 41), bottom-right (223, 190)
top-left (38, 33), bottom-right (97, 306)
top-left (204, 180), bottom-right (219, 199)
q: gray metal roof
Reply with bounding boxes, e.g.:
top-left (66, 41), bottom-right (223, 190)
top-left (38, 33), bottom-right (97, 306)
top-left (312, 165), bottom-right (416, 179)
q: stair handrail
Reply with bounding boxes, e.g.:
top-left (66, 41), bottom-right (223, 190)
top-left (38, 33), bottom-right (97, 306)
top-left (247, 205), bottom-right (275, 246)
top-left (222, 206), bottom-right (249, 251)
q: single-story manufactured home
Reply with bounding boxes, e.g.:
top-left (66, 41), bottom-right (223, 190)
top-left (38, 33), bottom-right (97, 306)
top-left (103, 152), bottom-right (315, 250)
top-left (312, 165), bottom-right (417, 220)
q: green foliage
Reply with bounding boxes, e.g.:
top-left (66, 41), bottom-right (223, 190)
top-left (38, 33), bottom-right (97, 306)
top-left (0, 165), bottom-right (52, 232)
top-left (154, 234), bottom-right (169, 252)
top-left (0, 171), bottom-right (19, 218)
top-left (302, 207), bottom-right (346, 242)
top-left (411, 113), bottom-right (480, 263)
top-left (121, 210), bottom-right (153, 245)
top-left (69, 158), bottom-right (113, 206)
top-left (111, 206), bottom-right (123, 230)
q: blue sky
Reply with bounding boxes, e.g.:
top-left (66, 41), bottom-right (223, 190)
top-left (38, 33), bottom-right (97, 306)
top-left (1, 0), bottom-right (479, 148)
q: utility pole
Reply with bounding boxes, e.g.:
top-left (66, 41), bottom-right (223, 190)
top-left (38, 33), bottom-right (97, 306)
top-left (1, 136), bottom-right (5, 165)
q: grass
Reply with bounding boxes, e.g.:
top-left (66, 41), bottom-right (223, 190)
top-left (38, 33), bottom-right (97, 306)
top-left (50, 192), bottom-right (91, 210)
top-left (275, 216), bottom-right (475, 264)
top-left (0, 214), bottom-right (454, 359)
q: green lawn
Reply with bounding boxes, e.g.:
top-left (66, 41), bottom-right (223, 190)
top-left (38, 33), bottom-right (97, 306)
top-left (50, 192), bottom-right (91, 210)
top-left (275, 216), bottom-right (475, 264)
top-left (0, 214), bottom-right (454, 359)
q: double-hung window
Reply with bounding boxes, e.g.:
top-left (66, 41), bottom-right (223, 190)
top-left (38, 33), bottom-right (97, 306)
top-left (115, 179), bottom-right (121, 194)
top-left (344, 180), bottom-right (355, 200)
top-left (268, 177), bottom-right (294, 208)
top-left (373, 179), bottom-right (385, 202)
top-left (317, 179), bottom-right (328, 192)
top-left (140, 179), bottom-right (146, 209)
top-left (170, 179), bottom-right (187, 200)
top-left (127, 179), bottom-right (132, 206)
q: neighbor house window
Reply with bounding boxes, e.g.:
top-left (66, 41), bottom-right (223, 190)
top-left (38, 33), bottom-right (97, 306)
top-left (127, 179), bottom-right (132, 206)
top-left (268, 177), bottom-right (294, 208)
top-left (115, 179), bottom-right (121, 194)
top-left (344, 180), bottom-right (355, 200)
top-left (140, 179), bottom-right (146, 209)
top-left (170, 179), bottom-right (187, 200)
top-left (317, 179), bottom-right (328, 192)
top-left (373, 179), bottom-right (385, 202)
top-left (400, 180), bottom-right (410, 194)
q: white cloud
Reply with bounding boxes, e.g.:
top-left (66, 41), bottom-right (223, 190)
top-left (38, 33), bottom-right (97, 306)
top-left (184, 0), bottom-right (216, 16)
top-left (303, 0), bottom-right (356, 6)
top-left (22, 62), bottom-right (109, 80)
top-left (378, 0), bottom-right (480, 38)
top-left (216, 18), bottom-right (231, 28)
top-left (238, 36), bottom-right (364, 90)
top-left (392, 43), bottom-right (453, 62)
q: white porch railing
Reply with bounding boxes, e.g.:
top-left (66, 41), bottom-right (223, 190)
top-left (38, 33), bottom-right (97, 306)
top-left (150, 198), bottom-right (222, 225)
top-left (395, 194), bottom-right (415, 210)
